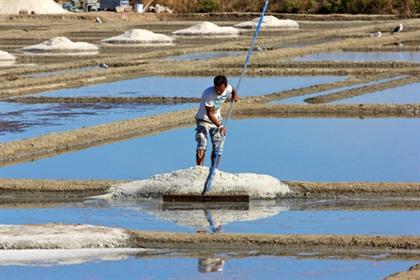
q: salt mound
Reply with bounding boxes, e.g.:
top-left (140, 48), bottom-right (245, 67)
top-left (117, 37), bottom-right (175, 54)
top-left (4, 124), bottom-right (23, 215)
top-left (0, 248), bottom-right (140, 266)
top-left (0, 50), bottom-right (15, 61)
top-left (102, 29), bottom-right (174, 45)
top-left (0, 0), bottom-right (68, 14)
top-left (22, 37), bottom-right (98, 53)
top-left (235, 16), bottom-right (299, 29)
top-left (130, 201), bottom-right (289, 229)
top-left (107, 166), bottom-right (290, 200)
top-left (173, 22), bottom-right (240, 36)
top-left (0, 224), bottom-right (130, 250)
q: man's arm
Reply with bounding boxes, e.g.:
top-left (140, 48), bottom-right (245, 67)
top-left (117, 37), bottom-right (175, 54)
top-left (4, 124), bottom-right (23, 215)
top-left (231, 88), bottom-right (239, 102)
top-left (206, 106), bottom-right (226, 135)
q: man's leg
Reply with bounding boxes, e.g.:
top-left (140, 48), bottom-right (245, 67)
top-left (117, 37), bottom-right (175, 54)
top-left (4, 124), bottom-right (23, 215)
top-left (195, 124), bottom-right (208, 166)
top-left (210, 127), bottom-right (223, 168)
top-left (196, 149), bottom-right (205, 166)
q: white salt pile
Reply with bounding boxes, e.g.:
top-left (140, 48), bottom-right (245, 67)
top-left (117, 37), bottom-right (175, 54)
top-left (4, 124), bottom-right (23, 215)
top-left (22, 37), bottom-right (98, 53)
top-left (131, 201), bottom-right (289, 229)
top-left (0, 0), bottom-right (68, 15)
top-left (173, 22), bottom-right (240, 36)
top-left (0, 50), bottom-right (15, 61)
top-left (235, 16), bottom-right (299, 29)
top-left (106, 166), bottom-right (290, 200)
top-left (0, 224), bottom-right (130, 250)
top-left (102, 29), bottom-right (175, 45)
top-left (0, 248), bottom-right (140, 266)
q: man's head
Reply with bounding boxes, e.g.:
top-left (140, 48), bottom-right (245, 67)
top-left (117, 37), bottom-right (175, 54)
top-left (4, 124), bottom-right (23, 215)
top-left (213, 75), bottom-right (228, 95)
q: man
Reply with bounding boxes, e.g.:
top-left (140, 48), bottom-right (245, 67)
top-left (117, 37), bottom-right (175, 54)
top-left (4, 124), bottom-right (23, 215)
top-left (195, 75), bottom-right (238, 167)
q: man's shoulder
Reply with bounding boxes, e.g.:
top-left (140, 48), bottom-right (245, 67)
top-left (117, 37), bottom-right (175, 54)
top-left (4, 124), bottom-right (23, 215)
top-left (203, 86), bottom-right (216, 97)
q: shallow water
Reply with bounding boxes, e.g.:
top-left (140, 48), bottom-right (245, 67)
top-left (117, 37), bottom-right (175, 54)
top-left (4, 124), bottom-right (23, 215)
top-left (295, 51), bottom-right (420, 62)
top-left (163, 51), bottom-right (244, 61)
top-left (272, 76), bottom-right (403, 104)
top-left (39, 76), bottom-right (346, 98)
top-left (0, 253), bottom-right (415, 280)
top-left (1, 200), bottom-right (419, 235)
top-left (335, 82), bottom-right (420, 104)
top-left (0, 102), bottom-right (194, 142)
top-left (1, 118), bottom-right (419, 182)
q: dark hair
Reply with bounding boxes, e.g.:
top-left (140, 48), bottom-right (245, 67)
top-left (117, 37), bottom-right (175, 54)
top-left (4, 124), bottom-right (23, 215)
top-left (213, 75), bottom-right (228, 87)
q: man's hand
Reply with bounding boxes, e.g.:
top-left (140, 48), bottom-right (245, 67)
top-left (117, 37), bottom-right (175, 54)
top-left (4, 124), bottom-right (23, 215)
top-left (219, 126), bottom-right (227, 136)
top-left (231, 88), bottom-right (239, 102)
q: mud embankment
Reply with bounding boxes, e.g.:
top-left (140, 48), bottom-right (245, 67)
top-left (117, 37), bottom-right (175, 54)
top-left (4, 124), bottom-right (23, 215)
top-left (5, 96), bottom-right (201, 105)
top-left (385, 264), bottom-right (420, 280)
top-left (305, 75), bottom-right (420, 103)
top-left (1, 223), bottom-right (419, 257)
top-left (1, 178), bottom-right (419, 202)
top-left (1, 103), bottom-right (419, 167)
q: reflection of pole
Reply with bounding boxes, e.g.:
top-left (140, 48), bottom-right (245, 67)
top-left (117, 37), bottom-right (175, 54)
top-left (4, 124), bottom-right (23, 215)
top-left (204, 209), bottom-right (220, 233)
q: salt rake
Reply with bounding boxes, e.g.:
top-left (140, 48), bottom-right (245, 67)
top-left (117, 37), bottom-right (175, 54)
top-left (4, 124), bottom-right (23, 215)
top-left (162, 0), bottom-right (270, 203)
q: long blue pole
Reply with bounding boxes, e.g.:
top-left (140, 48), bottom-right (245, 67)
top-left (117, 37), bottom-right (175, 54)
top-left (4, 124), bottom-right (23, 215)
top-left (203, 0), bottom-right (270, 194)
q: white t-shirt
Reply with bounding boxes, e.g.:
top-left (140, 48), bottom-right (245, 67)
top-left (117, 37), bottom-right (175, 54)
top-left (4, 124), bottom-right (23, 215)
top-left (195, 84), bottom-right (233, 123)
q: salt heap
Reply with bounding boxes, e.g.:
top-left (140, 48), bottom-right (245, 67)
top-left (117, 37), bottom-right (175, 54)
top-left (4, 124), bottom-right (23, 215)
top-left (0, 248), bottom-right (140, 266)
top-left (173, 22), bottom-right (240, 36)
top-left (235, 16), bottom-right (299, 29)
top-left (0, 50), bottom-right (16, 67)
top-left (0, 224), bottom-right (130, 250)
top-left (21, 37), bottom-right (98, 53)
top-left (0, 0), bottom-right (68, 14)
top-left (102, 29), bottom-right (174, 45)
top-left (0, 50), bottom-right (15, 61)
top-left (107, 166), bottom-right (290, 200)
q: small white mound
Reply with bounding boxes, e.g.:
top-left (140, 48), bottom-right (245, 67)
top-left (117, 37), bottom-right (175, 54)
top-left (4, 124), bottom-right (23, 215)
top-left (107, 166), bottom-right (290, 200)
top-left (235, 16), bottom-right (299, 30)
top-left (173, 22), bottom-right (240, 36)
top-left (0, 50), bottom-right (15, 61)
top-left (22, 37), bottom-right (98, 53)
top-left (0, 0), bottom-right (68, 15)
top-left (0, 248), bottom-right (141, 266)
top-left (0, 224), bottom-right (130, 250)
top-left (102, 29), bottom-right (175, 45)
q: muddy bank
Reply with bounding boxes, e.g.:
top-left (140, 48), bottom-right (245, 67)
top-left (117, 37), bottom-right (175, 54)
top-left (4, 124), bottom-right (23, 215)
top-left (1, 103), bottom-right (419, 167)
top-left (5, 96), bottom-right (201, 105)
top-left (385, 264), bottom-right (420, 280)
top-left (286, 181), bottom-right (420, 198)
top-left (1, 24), bottom-right (419, 98)
top-left (1, 223), bottom-right (419, 255)
top-left (128, 230), bottom-right (420, 251)
top-left (1, 178), bottom-right (419, 201)
top-left (305, 75), bottom-right (420, 103)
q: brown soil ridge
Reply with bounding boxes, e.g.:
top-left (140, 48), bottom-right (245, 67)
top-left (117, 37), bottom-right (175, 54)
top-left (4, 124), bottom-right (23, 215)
top-left (128, 230), bottom-right (420, 251)
top-left (305, 75), bottom-right (420, 103)
top-left (1, 25), bottom-right (419, 98)
top-left (1, 179), bottom-right (419, 201)
top-left (385, 264), bottom-right (420, 280)
top-left (1, 103), bottom-right (419, 167)
top-left (286, 181), bottom-right (420, 198)
top-left (5, 96), bottom-right (201, 105)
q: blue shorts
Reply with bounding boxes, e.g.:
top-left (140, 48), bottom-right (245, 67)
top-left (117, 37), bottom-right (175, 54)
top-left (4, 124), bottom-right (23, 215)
top-left (195, 120), bottom-right (223, 154)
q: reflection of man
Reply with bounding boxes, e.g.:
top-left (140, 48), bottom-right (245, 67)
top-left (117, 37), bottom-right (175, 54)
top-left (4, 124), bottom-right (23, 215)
top-left (198, 258), bottom-right (225, 273)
